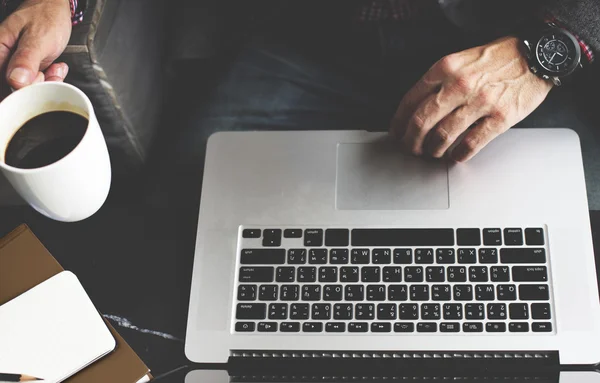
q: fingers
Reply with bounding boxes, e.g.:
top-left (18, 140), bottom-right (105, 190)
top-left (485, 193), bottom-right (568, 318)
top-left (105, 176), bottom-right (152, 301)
top-left (44, 62), bottom-right (68, 82)
top-left (33, 71), bottom-right (44, 84)
top-left (450, 118), bottom-right (506, 162)
top-left (6, 29), bottom-right (49, 89)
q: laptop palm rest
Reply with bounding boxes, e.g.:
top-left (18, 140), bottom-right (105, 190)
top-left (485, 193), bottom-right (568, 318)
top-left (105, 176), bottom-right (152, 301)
top-left (336, 140), bottom-right (449, 210)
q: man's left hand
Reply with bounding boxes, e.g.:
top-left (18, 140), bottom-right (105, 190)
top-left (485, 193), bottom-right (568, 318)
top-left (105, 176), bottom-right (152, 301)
top-left (390, 36), bottom-right (553, 162)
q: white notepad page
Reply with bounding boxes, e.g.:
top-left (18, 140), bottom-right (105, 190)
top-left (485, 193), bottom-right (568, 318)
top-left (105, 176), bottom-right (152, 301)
top-left (0, 271), bottom-right (116, 383)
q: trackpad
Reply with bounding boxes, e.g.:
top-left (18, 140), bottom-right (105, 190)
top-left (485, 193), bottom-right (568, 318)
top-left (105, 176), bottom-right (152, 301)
top-left (336, 141), bottom-right (449, 210)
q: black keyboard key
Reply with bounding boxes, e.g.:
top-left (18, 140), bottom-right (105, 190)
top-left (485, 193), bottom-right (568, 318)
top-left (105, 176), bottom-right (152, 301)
top-left (501, 248), bottom-right (546, 264)
top-left (324, 285), bottom-right (343, 301)
top-left (351, 249), bottom-right (370, 264)
top-left (372, 248), bottom-right (392, 264)
top-left (259, 285), bottom-right (278, 301)
top-left (319, 267), bottom-right (338, 282)
top-left (443, 303), bottom-right (463, 320)
top-left (410, 285), bottom-right (429, 301)
top-left (302, 285), bottom-right (321, 301)
top-left (237, 303), bottom-right (267, 319)
top-left (509, 322), bottom-right (529, 332)
top-left (395, 322), bottom-right (415, 332)
top-left (426, 266), bottom-right (445, 282)
top-left (457, 228), bottom-right (481, 246)
top-left (436, 248), bottom-right (455, 264)
top-left (383, 267), bottom-right (403, 282)
top-left (519, 285), bottom-right (550, 301)
top-left (475, 284), bottom-right (495, 301)
top-left (362, 267), bottom-right (381, 282)
top-left (242, 229), bottom-right (261, 238)
top-left (340, 267), bottom-right (359, 282)
top-left (303, 322), bottom-right (323, 332)
top-left (479, 248), bottom-right (498, 264)
top-left (463, 322), bottom-right (483, 332)
top-left (497, 284), bottom-right (517, 301)
top-left (417, 322), bottom-right (437, 332)
top-left (238, 284), bottom-right (257, 301)
top-left (309, 249), bottom-right (328, 264)
top-left (325, 229), bottom-right (349, 246)
top-left (490, 266), bottom-right (510, 282)
top-left (269, 303), bottom-right (288, 319)
top-left (525, 228), bottom-right (545, 246)
top-left (415, 248), bottom-right (434, 264)
top-left (276, 267), bottom-right (295, 282)
top-left (465, 303), bottom-right (484, 320)
top-left (290, 303), bottom-right (309, 320)
top-left (334, 303), bottom-right (353, 320)
top-left (239, 267), bottom-right (274, 282)
top-left (487, 303), bottom-right (507, 320)
top-left (504, 228), bottom-right (523, 246)
top-left (432, 285), bottom-right (451, 301)
top-left (486, 322), bottom-right (507, 332)
top-left (509, 303), bottom-right (529, 319)
top-left (532, 322), bottom-right (553, 332)
top-left (345, 285), bottom-right (365, 301)
top-left (531, 303), bottom-right (551, 319)
top-left (421, 303), bottom-right (441, 320)
top-left (458, 248), bottom-right (477, 264)
top-left (304, 229), bottom-right (323, 247)
top-left (447, 266), bottom-right (467, 282)
top-left (258, 322), bottom-right (277, 332)
top-left (367, 285), bottom-right (386, 301)
top-left (280, 284), bottom-right (300, 301)
top-left (280, 322), bottom-right (301, 332)
top-left (311, 303), bottom-right (331, 320)
top-left (512, 266), bottom-right (548, 282)
top-left (371, 322), bottom-right (392, 332)
top-left (263, 229), bottom-right (282, 247)
top-left (377, 303), bottom-right (397, 319)
top-left (349, 322), bottom-right (369, 332)
top-left (469, 266), bottom-right (488, 282)
top-left (394, 248), bottom-right (413, 264)
top-left (483, 228), bottom-right (502, 246)
top-left (287, 249), bottom-right (306, 264)
top-left (404, 266), bottom-right (424, 282)
top-left (440, 322), bottom-right (460, 332)
top-left (453, 285), bottom-right (473, 301)
top-left (284, 229), bottom-right (302, 238)
top-left (356, 303), bottom-right (375, 319)
top-left (236, 322), bottom-right (256, 332)
top-left (330, 249), bottom-right (349, 264)
top-left (399, 303), bottom-right (419, 320)
top-left (352, 229), bottom-right (454, 246)
top-left (326, 322), bottom-right (346, 332)
top-left (388, 284), bottom-right (408, 301)
top-left (297, 267), bottom-right (316, 282)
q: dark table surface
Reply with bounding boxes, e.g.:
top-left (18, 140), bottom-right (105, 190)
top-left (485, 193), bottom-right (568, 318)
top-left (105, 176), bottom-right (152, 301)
top-left (1, 200), bottom-right (599, 382)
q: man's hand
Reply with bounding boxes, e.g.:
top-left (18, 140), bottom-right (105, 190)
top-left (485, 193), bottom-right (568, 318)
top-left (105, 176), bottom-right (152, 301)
top-left (0, 0), bottom-right (72, 91)
top-left (390, 36), bottom-right (553, 162)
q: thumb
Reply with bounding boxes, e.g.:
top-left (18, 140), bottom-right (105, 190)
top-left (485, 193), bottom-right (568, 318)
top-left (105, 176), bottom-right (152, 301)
top-left (6, 30), bottom-right (49, 89)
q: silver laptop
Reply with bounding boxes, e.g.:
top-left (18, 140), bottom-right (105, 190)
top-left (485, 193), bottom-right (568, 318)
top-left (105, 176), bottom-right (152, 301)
top-left (185, 128), bottom-right (600, 369)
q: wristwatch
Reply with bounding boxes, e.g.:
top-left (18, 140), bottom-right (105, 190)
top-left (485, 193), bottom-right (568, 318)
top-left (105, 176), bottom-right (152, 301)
top-left (521, 23), bottom-right (582, 86)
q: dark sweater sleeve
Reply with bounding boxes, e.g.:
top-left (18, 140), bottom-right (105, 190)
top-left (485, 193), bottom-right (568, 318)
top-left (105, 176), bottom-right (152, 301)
top-left (542, 0), bottom-right (600, 55)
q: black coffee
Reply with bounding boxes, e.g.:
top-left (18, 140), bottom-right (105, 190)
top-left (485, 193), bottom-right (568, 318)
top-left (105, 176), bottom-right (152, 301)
top-left (4, 111), bottom-right (88, 169)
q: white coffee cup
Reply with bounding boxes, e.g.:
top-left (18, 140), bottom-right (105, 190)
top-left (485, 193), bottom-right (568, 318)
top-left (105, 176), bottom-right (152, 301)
top-left (0, 82), bottom-right (111, 222)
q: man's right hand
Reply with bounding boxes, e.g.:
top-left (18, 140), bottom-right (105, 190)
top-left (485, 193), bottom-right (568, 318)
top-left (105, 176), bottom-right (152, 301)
top-left (0, 0), bottom-right (72, 92)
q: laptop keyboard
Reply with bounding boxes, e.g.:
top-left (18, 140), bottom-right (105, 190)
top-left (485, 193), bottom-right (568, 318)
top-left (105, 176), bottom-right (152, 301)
top-left (233, 227), bottom-right (553, 334)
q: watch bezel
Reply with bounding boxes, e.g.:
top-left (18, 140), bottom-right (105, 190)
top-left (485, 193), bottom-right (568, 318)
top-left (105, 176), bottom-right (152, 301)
top-left (533, 27), bottom-right (581, 78)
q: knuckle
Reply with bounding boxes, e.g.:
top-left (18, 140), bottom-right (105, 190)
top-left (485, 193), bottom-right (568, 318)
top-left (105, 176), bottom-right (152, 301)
top-left (454, 74), bottom-right (477, 94)
top-left (478, 89), bottom-right (494, 105)
top-left (438, 54), bottom-right (461, 74)
top-left (409, 113), bottom-right (427, 132)
top-left (432, 127), bottom-right (451, 144)
top-left (461, 136), bottom-right (481, 153)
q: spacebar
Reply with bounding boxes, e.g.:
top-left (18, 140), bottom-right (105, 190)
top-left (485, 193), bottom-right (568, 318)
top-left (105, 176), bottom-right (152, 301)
top-left (351, 229), bottom-right (455, 246)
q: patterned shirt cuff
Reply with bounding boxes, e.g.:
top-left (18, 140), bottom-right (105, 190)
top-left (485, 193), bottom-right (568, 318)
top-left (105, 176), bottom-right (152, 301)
top-left (544, 14), bottom-right (595, 64)
top-left (69, 0), bottom-right (85, 25)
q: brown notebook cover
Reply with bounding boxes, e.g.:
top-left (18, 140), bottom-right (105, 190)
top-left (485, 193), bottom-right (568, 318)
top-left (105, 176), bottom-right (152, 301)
top-left (0, 224), bottom-right (152, 383)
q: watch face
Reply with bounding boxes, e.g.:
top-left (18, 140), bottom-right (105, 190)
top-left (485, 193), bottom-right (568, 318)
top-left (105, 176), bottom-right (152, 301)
top-left (535, 30), bottom-right (580, 75)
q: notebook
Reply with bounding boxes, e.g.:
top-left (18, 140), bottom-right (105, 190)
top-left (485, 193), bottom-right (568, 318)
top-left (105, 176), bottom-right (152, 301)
top-left (0, 224), bottom-right (152, 383)
top-left (0, 271), bottom-right (116, 382)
